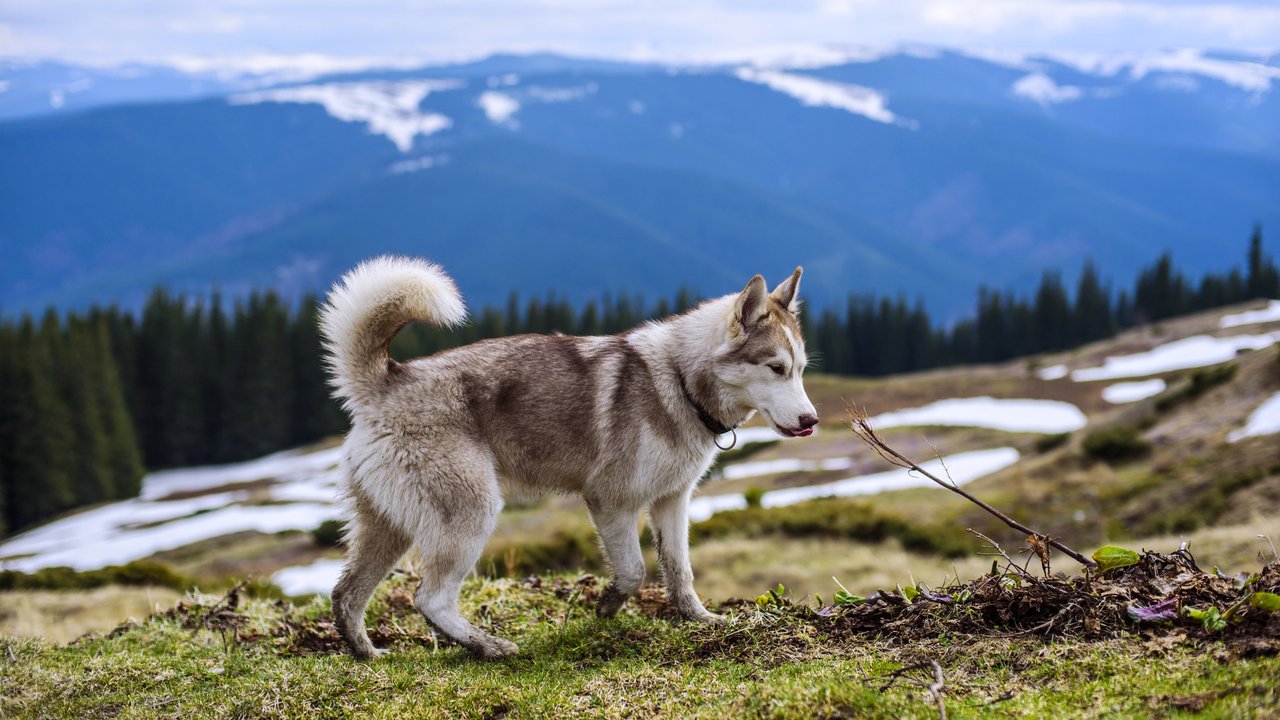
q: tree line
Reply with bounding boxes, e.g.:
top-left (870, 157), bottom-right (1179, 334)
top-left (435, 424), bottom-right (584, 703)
top-left (808, 227), bottom-right (1279, 375)
top-left (0, 227), bottom-right (1275, 535)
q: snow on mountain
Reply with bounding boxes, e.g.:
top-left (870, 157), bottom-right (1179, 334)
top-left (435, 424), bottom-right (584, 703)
top-left (1101, 379), bottom-right (1168, 404)
top-left (733, 67), bottom-right (906, 126)
top-left (1046, 48), bottom-right (1280, 94)
top-left (868, 397), bottom-right (1088, 434)
top-left (230, 79), bottom-right (464, 151)
top-left (478, 90), bottom-right (519, 125)
top-left (525, 82), bottom-right (597, 102)
top-left (0, 448), bottom-right (345, 572)
top-left (1012, 73), bottom-right (1084, 105)
top-left (1072, 332), bottom-right (1280, 382)
top-left (687, 447), bottom-right (1020, 523)
top-left (1220, 300), bottom-right (1280, 329)
top-left (1228, 391), bottom-right (1280, 442)
top-left (721, 457), bottom-right (856, 481)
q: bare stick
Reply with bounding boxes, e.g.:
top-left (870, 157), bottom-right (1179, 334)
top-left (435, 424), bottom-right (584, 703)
top-left (875, 660), bottom-right (949, 720)
top-left (925, 659), bottom-right (948, 720)
top-left (849, 404), bottom-right (1096, 569)
top-left (967, 529), bottom-right (1035, 580)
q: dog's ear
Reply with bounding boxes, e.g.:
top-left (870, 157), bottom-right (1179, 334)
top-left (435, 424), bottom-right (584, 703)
top-left (733, 274), bottom-right (770, 334)
top-left (770, 266), bottom-right (803, 314)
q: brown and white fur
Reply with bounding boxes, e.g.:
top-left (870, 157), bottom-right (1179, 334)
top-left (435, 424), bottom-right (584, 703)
top-left (320, 256), bottom-right (818, 660)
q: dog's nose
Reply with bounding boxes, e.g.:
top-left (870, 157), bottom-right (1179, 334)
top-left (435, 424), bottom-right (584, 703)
top-left (798, 414), bottom-right (819, 430)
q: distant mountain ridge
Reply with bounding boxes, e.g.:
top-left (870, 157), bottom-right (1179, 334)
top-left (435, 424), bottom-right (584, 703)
top-left (1, 48), bottom-right (1278, 313)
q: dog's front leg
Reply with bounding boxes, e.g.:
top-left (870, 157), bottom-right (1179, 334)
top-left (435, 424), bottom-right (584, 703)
top-left (649, 489), bottom-right (723, 623)
top-left (591, 507), bottom-right (645, 617)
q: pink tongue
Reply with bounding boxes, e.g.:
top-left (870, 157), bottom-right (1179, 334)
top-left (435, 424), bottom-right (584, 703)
top-left (795, 427), bottom-right (814, 437)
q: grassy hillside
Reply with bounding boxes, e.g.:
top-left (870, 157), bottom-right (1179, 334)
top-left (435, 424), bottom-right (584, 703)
top-left (4, 551), bottom-right (1280, 719)
top-left (4, 299), bottom-right (1279, 651)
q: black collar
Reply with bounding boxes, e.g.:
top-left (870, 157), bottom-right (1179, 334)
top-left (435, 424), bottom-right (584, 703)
top-left (674, 366), bottom-right (736, 436)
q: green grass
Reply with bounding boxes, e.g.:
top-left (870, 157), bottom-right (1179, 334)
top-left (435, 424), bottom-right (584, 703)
top-left (3, 574), bottom-right (1278, 719)
top-left (482, 497), bottom-right (976, 578)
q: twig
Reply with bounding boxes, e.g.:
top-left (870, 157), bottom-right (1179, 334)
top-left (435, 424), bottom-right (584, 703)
top-left (968, 529), bottom-right (1035, 580)
top-left (875, 660), bottom-right (948, 720)
top-left (1259, 535), bottom-right (1279, 562)
top-left (924, 659), bottom-right (948, 720)
top-left (848, 404), bottom-right (1096, 569)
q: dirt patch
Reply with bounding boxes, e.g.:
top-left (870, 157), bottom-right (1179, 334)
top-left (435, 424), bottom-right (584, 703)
top-left (809, 550), bottom-right (1280, 659)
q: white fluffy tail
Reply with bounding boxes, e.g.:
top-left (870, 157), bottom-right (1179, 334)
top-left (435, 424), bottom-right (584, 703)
top-left (319, 256), bottom-right (466, 411)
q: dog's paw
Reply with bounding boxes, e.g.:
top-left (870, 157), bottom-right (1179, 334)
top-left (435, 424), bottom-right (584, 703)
top-left (595, 580), bottom-right (636, 618)
top-left (689, 610), bottom-right (726, 625)
top-left (352, 645), bottom-right (390, 660)
top-left (468, 635), bottom-right (520, 660)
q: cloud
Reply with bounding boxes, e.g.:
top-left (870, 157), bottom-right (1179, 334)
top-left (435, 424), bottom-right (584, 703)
top-left (2, 0), bottom-right (1277, 69)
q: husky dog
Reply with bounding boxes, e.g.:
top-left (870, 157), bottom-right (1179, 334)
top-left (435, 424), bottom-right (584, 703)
top-left (320, 257), bottom-right (818, 659)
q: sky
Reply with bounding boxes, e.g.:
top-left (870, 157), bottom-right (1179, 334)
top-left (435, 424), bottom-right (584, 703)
top-left (2, 0), bottom-right (1278, 72)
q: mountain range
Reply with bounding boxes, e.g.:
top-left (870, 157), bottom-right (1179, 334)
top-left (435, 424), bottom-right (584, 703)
top-left (2, 47), bottom-right (1278, 314)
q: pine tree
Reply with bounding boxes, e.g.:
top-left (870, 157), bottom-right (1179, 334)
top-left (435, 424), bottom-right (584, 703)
top-left (577, 301), bottom-right (603, 336)
top-left (1031, 272), bottom-right (1071, 352)
top-left (57, 315), bottom-right (114, 505)
top-left (135, 289), bottom-right (204, 467)
top-left (1246, 225), bottom-right (1279, 299)
top-left (223, 292), bottom-right (295, 459)
top-left (0, 324), bottom-right (14, 536)
top-left (92, 320), bottom-right (144, 499)
top-left (290, 295), bottom-right (345, 446)
top-left (2, 317), bottom-right (76, 530)
top-left (1072, 262), bottom-right (1112, 344)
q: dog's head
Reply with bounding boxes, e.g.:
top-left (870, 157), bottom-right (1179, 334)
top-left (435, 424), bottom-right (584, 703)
top-left (716, 268), bottom-right (819, 438)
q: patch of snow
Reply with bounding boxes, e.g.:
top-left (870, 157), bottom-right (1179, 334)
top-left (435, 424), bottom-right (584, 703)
top-left (1227, 392), bottom-right (1280, 442)
top-left (527, 83), bottom-right (597, 102)
top-left (1047, 48), bottom-right (1280, 93)
top-left (1072, 333), bottom-right (1280, 381)
top-left (0, 497), bottom-right (337, 572)
top-left (478, 91), bottom-right (520, 125)
top-left (869, 397), bottom-right (1087, 434)
top-left (230, 80), bottom-right (462, 152)
top-left (141, 447), bottom-right (344, 500)
top-left (1101, 379), bottom-right (1167, 404)
top-left (733, 67), bottom-right (906, 126)
top-left (0, 447), bottom-right (346, 572)
top-left (1037, 364), bottom-right (1069, 380)
top-left (690, 447), bottom-right (1019, 522)
top-left (957, 48), bottom-right (1035, 71)
top-left (1013, 73), bottom-right (1083, 105)
top-left (389, 155), bottom-right (449, 174)
top-left (272, 558), bottom-right (346, 596)
top-left (1220, 300), bottom-right (1280, 329)
top-left (486, 74), bottom-right (519, 88)
top-left (721, 457), bottom-right (855, 481)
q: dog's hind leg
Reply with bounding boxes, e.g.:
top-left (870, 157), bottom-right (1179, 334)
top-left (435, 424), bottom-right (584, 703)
top-left (411, 459), bottom-right (517, 660)
top-left (591, 507), bottom-right (645, 617)
top-left (650, 488), bottom-right (722, 623)
top-left (332, 496), bottom-right (412, 659)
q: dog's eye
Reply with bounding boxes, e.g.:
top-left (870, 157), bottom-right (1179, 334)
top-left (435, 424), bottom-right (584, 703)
top-left (768, 362), bottom-right (785, 376)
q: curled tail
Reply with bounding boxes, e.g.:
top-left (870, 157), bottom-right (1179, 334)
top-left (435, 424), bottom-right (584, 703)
top-left (319, 256), bottom-right (466, 411)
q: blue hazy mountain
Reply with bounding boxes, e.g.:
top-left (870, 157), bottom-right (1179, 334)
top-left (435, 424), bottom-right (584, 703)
top-left (2, 48), bottom-right (1278, 313)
